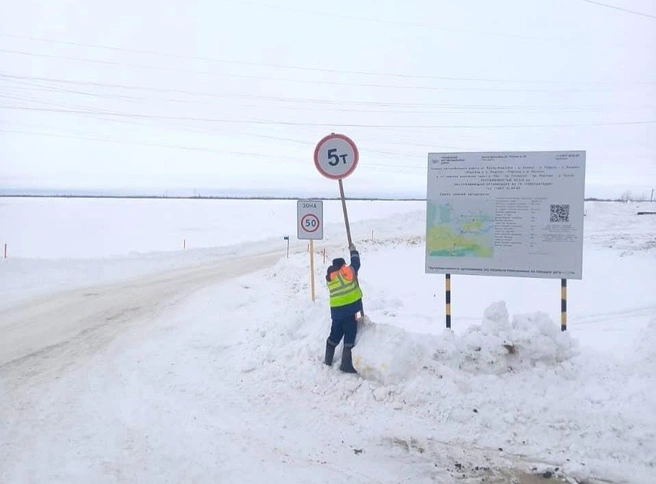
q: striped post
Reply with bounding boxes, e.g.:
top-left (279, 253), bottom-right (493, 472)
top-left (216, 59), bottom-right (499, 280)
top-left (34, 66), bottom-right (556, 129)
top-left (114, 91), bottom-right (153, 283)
top-left (445, 274), bottom-right (451, 329)
top-left (561, 278), bottom-right (567, 331)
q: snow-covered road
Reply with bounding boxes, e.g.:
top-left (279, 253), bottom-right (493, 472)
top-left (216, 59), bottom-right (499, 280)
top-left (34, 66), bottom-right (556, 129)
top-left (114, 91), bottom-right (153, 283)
top-left (0, 249), bottom-right (283, 373)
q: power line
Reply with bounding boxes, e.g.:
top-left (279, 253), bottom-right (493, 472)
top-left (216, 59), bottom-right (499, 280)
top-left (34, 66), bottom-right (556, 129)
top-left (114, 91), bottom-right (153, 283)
top-left (1, 49), bottom-right (650, 93)
top-left (579, 0), bottom-right (656, 20)
top-left (0, 127), bottom-right (428, 171)
top-left (4, 73), bottom-right (650, 111)
top-left (5, 78), bottom-right (651, 116)
top-left (0, 33), bottom-right (652, 84)
top-left (2, 105), bottom-right (654, 128)
top-left (225, 0), bottom-right (654, 47)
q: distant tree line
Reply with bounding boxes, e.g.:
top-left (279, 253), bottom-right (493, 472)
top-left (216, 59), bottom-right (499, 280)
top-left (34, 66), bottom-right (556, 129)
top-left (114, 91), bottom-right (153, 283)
top-left (617, 189), bottom-right (655, 202)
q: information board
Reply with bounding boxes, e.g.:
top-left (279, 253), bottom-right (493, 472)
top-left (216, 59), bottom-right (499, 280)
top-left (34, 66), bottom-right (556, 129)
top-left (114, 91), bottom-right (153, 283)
top-left (297, 200), bottom-right (324, 240)
top-left (425, 151), bottom-right (586, 279)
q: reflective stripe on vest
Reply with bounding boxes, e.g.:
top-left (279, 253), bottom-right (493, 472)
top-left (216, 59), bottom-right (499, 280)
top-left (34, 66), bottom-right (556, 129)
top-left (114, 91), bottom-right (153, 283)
top-left (327, 266), bottom-right (362, 307)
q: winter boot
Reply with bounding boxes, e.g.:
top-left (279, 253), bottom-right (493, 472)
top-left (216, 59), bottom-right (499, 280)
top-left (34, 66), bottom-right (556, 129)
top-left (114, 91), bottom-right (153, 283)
top-left (324, 340), bottom-right (336, 366)
top-left (339, 346), bottom-right (357, 374)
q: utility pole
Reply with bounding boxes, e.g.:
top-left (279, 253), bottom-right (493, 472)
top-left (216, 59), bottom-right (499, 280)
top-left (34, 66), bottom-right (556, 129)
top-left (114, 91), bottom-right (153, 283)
top-left (651, 188), bottom-right (654, 202)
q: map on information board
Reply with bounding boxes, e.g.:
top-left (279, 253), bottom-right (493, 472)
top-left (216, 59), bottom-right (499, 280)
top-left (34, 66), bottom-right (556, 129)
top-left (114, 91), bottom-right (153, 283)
top-left (426, 201), bottom-right (494, 257)
top-left (425, 151), bottom-right (586, 280)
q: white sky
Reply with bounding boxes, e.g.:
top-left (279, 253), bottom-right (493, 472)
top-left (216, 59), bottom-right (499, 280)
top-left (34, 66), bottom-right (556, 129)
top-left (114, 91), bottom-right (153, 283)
top-left (1, 0), bottom-right (654, 198)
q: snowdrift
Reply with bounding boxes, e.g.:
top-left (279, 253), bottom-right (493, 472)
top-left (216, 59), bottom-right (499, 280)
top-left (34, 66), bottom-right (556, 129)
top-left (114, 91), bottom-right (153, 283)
top-left (233, 239), bottom-right (655, 484)
top-left (352, 301), bottom-right (579, 384)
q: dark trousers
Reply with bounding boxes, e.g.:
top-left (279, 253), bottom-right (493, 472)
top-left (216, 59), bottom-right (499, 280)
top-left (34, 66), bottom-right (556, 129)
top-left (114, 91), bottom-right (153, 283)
top-left (328, 315), bottom-right (357, 348)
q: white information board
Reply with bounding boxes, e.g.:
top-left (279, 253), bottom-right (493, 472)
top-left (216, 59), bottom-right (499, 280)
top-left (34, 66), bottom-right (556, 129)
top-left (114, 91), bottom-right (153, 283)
top-left (297, 199), bottom-right (324, 240)
top-left (425, 151), bottom-right (586, 279)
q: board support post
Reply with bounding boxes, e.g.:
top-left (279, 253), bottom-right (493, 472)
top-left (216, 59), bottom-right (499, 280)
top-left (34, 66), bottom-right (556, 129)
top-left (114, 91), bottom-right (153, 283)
top-left (445, 273), bottom-right (451, 329)
top-left (561, 278), bottom-right (567, 331)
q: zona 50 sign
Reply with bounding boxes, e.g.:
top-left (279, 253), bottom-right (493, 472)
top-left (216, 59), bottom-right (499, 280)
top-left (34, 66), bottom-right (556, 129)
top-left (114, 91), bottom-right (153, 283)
top-left (297, 200), bottom-right (324, 240)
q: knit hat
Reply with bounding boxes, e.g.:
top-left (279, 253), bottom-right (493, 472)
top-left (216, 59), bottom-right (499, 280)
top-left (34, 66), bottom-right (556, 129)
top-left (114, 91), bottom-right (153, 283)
top-left (332, 257), bottom-right (346, 267)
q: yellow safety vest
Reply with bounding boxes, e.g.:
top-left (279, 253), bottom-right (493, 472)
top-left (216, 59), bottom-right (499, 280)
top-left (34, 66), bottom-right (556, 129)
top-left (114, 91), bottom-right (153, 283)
top-left (327, 266), bottom-right (363, 307)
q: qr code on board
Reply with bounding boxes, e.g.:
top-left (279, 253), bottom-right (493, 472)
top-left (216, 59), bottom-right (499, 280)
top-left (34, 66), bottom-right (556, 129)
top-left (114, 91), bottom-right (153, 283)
top-left (550, 204), bottom-right (570, 222)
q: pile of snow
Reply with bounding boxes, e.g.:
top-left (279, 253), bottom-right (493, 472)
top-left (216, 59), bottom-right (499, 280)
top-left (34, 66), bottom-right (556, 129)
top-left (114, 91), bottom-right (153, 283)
top-left (352, 317), bottom-right (431, 385)
top-left (434, 301), bottom-right (580, 375)
top-left (353, 301), bottom-right (579, 384)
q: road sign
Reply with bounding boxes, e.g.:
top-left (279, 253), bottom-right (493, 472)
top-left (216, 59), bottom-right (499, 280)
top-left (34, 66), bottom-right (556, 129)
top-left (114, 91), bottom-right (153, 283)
top-left (314, 133), bottom-right (359, 180)
top-left (297, 200), bottom-right (323, 240)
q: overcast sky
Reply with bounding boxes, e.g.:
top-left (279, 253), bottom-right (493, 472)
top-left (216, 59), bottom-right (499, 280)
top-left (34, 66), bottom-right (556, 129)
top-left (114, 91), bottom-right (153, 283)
top-left (1, 0), bottom-right (654, 198)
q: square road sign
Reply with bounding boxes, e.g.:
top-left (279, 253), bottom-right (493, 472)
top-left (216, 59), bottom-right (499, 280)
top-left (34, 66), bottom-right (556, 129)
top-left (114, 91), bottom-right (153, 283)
top-left (297, 200), bottom-right (323, 240)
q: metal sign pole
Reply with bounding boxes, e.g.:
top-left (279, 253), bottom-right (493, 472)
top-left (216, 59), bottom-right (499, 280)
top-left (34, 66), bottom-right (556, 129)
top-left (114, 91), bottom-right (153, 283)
top-left (337, 179), bottom-right (364, 317)
top-left (338, 178), bottom-right (353, 247)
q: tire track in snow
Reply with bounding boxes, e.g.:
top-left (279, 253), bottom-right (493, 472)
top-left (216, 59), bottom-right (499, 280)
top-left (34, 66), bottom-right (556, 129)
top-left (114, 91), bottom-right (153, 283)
top-left (570, 304), bottom-right (656, 326)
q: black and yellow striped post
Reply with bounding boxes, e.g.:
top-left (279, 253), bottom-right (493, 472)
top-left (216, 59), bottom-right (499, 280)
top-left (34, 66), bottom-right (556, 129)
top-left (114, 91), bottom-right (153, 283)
top-left (561, 278), bottom-right (567, 331)
top-left (445, 274), bottom-right (452, 329)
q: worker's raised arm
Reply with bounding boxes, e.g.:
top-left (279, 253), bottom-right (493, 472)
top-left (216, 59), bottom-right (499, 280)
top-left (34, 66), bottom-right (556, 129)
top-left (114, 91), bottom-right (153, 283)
top-left (348, 244), bottom-right (360, 274)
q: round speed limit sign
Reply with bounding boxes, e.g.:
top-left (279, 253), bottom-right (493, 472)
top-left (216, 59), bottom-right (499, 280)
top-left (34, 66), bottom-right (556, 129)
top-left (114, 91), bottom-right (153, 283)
top-left (314, 133), bottom-right (359, 180)
top-left (301, 214), bottom-right (320, 232)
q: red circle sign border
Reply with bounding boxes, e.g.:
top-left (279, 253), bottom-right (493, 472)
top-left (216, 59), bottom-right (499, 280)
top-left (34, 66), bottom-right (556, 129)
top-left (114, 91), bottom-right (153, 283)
top-left (301, 213), bottom-right (320, 233)
top-left (313, 133), bottom-right (359, 180)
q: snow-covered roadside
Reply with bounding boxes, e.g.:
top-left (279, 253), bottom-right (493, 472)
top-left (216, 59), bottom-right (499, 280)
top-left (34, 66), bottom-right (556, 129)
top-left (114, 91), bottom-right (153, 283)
top-left (1, 200), bottom-right (654, 483)
top-left (222, 238), bottom-right (655, 484)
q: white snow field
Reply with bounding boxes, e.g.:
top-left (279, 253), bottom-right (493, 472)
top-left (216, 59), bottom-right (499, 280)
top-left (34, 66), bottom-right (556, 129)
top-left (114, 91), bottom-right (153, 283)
top-left (1, 197), bottom-right (655, 484)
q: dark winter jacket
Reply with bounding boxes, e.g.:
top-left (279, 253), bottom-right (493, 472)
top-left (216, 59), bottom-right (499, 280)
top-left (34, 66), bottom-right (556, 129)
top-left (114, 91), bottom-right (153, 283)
top-left (326, 249), bottom-right (363, 320)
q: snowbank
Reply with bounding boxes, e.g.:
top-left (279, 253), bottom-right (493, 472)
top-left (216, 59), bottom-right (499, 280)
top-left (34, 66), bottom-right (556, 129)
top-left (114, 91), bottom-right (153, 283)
top-left (352, 301), bottom-right (579, 385)
top-left (440, 302), bottom-right (579, 375)
top-left (223, 238), bottom-right (655, 484)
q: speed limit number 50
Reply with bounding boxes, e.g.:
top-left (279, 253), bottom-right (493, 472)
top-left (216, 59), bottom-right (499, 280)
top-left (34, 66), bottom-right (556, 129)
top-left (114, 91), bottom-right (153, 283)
top-left (314, 133), bottom-right (359, 180)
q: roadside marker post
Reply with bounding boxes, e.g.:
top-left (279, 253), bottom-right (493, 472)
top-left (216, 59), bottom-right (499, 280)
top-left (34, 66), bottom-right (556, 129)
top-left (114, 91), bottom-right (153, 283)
top-left (297, 200), bottom-right (324, 302)
top-left (314, 133), bottom-right (364, 316)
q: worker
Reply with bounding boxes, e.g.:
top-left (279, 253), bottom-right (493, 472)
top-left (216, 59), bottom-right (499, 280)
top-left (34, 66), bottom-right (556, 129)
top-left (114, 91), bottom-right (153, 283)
top-left (323, 244), bottom-right (363, 373)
